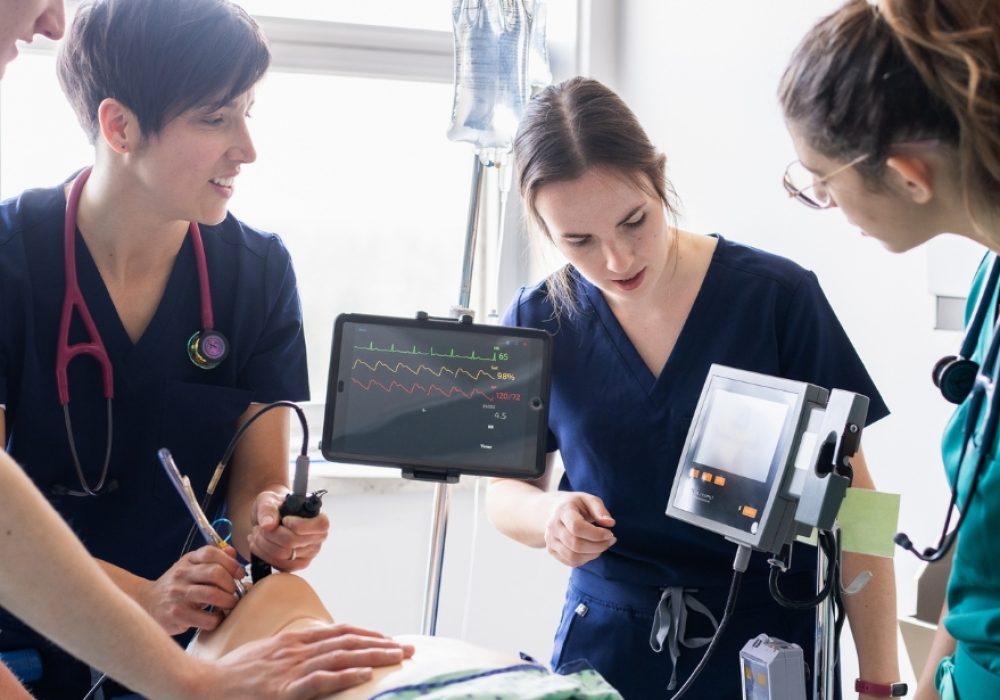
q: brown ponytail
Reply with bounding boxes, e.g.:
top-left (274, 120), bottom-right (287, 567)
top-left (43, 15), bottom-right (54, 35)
top-left (882, 0), bottom-right (1000, 209)
top-left (780, 0), bottom-right (1000, 210)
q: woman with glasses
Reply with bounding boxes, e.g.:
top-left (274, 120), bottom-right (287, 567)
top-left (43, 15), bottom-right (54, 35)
top-left (781, 1), bottom-right (1000, 698)
top-left (487, 76), bottom-right (900, 699)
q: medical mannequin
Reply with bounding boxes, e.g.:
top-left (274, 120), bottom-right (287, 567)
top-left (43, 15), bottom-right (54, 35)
top-left (190, 573), bottom-right (624, 699)
top-left (780, 1), bottom-right (1000, 697)
top-left (190, 573), bottom-right (522, 699)
top-left (487, 77), bottom-right (900, 699)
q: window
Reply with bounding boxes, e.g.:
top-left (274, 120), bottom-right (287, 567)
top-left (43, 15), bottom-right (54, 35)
top-left (231, 71), bottom-right (473, 398)
top-left (2, 10), bottom-right (475, 403)
top-left (1, 3), bottom-right (580, 407)
top-left (235, 1), bottom-right (451, 32)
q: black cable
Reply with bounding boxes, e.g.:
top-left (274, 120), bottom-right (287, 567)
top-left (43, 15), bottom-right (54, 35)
top-left (179, 401), bottom-right (309, 556)
top-left (81, 672), bottom-right (106, 700)
top-left (768, 533), bottom-right (841, 610)
top-left (220, 400), bottom-right (309, 467)
top-left (668, 545), bottom-right (750, 700)
top-left (831, 530), bottom-right (847, 664)
top-left (768, 531), bottom-right (848, 682)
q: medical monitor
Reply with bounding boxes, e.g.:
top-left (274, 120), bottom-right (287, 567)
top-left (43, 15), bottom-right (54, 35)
top-left (321, 313), bottom-right (552, 481)
top-left (666, 365), bottom-right (871, 553)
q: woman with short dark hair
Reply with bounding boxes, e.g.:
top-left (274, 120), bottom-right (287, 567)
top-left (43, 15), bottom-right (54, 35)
top-left (0, 1), bottom-right (330, 696)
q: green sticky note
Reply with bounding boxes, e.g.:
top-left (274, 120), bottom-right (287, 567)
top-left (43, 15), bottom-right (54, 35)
top-left (837, 488), bottom-right (901, 558)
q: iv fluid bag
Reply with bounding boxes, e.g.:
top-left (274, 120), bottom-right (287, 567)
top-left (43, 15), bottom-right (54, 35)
top-left (448, 0), bottom-right (551, 152)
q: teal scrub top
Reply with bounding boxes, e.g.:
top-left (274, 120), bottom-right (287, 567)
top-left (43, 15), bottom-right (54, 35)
top-left (941, 254), bottom-right (1000, 681)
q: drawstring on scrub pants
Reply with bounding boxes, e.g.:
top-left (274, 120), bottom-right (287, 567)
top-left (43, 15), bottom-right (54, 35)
top-left (649, 587), bottom-right (720, 690)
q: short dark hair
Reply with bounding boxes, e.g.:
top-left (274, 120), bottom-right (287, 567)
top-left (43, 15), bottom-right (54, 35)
top-left (514, 77), bottom-right (679, 317)
top-left (58, 0), bottom-right (270, 144)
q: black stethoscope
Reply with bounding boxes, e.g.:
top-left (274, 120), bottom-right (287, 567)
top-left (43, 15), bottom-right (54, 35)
top-left (895, 255), bottom-right (1000, 562)
top-left (51, 166), bottom-right (230, 497)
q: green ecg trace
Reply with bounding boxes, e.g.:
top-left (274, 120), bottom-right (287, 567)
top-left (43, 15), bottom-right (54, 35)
top-left (353, 341), bottom-right (498, 362)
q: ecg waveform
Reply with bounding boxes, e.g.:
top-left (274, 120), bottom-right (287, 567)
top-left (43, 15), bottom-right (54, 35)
top-left (352, 359), bottom-right (495, 381)
top-left (354, 341), bottom-right (499, 363)
top-left (351, 378), bottom-right (496, 401)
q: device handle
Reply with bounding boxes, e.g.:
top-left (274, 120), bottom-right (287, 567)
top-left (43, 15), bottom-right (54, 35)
top-left (250, 491), bottom-right (326, 582)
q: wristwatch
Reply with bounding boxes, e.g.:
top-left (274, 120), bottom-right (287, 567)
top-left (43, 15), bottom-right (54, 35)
top-left (855, 679), bottom-right (908, 697)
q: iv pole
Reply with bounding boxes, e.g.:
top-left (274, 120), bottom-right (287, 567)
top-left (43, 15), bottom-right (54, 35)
top-left (419, 0), bottom-right (540, 636)
top-left (814, 535), bottom-right (837, 700)
top-left (419, 157), bottom-right (487, 636)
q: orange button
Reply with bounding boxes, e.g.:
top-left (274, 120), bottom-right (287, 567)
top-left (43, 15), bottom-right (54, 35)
top-left (742, 506), bottom-right (758, 519)
top-left (701, 471), bottom-right (713, 481)
top-left (713, 475), bottom-right (726, 486)
top-left (690, 468), bottom-right (700, 479)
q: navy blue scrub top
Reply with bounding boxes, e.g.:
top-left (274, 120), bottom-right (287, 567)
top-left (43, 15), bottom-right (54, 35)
top-left (0, 179), bottom-right (308, 621)
top-left (503, 235), bottom-right (889, 587)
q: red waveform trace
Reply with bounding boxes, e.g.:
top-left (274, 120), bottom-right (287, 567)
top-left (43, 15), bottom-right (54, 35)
top-left (351, 377), bottom-right (496, 401)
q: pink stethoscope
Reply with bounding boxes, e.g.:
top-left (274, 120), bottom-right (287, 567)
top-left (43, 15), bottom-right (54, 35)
top-left (54, 166), bottom-right (229, 497)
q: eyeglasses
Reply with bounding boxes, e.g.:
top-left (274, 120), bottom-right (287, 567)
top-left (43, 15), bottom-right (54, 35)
top-left (783, 153), bottom-right (869, 209)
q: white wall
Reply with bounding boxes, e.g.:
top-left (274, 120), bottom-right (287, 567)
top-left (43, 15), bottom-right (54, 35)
top-left (607, 0), bottom-right (981, 689)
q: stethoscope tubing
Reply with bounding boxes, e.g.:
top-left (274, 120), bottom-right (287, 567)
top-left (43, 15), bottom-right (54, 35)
top-left (57, 167), bottom-right (113, 405)
top-left (55, 166), bottom-right (219, 497)
top-left (911, 254), bottom-right (1000, 561)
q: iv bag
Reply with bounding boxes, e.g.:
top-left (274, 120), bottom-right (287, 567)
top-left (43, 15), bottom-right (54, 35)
top-left (447, 0), bottom-right (551, 152)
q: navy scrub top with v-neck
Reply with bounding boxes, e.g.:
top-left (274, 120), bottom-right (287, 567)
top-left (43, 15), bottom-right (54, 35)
top-left (504, 235), bottom-right (889, 587)
top-left (0, 180), bottom-right (308, 661)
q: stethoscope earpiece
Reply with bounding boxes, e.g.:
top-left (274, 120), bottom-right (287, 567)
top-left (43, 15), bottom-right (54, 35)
top-left (188, 329), bottom-right (230, 370)
top-left (932, 355), bottom-right (979, 405)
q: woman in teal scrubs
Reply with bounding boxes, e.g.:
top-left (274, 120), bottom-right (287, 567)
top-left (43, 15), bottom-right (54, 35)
top-left (780, 1), bottom-right (1000, 698)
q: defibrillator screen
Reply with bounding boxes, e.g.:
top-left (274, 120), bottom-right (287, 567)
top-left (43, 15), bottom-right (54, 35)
top-left (670, 372), bottom-right (802, 538)
top-left (321, 314), bottom-right (552, 479)
top-left (693, 389), bottom-right (789, 483)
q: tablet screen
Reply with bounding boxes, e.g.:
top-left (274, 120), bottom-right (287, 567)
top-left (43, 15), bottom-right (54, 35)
top-left (321, 314), bottom-right (551, 479)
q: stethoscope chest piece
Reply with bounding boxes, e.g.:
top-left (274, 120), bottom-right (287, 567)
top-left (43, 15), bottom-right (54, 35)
top-left (188, 329), bottom-right (229, 370)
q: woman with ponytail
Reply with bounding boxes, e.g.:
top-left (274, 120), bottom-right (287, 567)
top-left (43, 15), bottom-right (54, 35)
top-left (781, 1), bottom-right (1000, 698)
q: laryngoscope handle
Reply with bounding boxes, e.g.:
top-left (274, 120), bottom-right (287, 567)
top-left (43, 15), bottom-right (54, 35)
top-left (250, 491), bottom-right (325, 583)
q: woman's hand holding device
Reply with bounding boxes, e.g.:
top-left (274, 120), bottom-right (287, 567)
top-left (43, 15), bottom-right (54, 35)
top-left (544, 492), bottom-right (617, 567)
top-left (248, 489), bottom-right (331, 572)
top-left (140, 544), bottom-right (246, 635)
